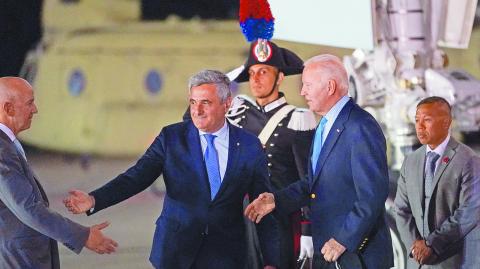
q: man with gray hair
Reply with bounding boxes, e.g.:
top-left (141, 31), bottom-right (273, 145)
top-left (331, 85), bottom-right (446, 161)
top-left (63, 70), bottom-right (280, 269)
top-left (245, 55), bottom-right (394, 268)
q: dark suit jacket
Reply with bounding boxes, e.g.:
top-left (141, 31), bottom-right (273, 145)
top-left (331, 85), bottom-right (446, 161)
top-left (0, 131), bottom-right (89, 269)
top-left (394, 138), bottom-right (480, 269)
top-left (89, 120), bottom-right (279, 269)
top-left (275, 99), bottom-right (394, 269)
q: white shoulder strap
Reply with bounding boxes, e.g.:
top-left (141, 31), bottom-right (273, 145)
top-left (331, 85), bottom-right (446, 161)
top-left (258, 105), bottom-right (296, 145)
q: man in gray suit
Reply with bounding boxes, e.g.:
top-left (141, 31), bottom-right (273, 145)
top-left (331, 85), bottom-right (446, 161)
top-left (0, 77), bottom-right (118, 269)
top-left (394, 96), bottom-right (480, 268)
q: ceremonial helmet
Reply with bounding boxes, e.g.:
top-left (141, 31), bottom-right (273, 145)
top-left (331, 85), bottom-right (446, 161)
top-left (233, 40), bottom-right (304, 83)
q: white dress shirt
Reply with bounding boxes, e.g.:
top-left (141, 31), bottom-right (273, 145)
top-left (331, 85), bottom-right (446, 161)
top-left (320, 95), bottom-right (350, 145)
top-left (0, 123), bottom-right (16, 142)
top-left (198, 121), bottom-right (229, 182)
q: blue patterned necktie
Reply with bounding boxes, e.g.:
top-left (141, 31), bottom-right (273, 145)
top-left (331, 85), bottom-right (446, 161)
top-left (204, 134), bottom-right (221, 200)
top-left (423, 151), bottom-right (440, 236)
top-left (311, 117), bottom-right (328, 174)
top-left (13, 139), bottom-right (27, 161)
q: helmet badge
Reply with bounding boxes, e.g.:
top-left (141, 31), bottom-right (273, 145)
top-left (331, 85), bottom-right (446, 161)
top-left (253, 40), bottom-right (272, 63)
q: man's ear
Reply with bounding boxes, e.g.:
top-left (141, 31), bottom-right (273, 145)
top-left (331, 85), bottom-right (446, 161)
top-left (276, 72), bottom-right (285, 86)
top-left (3, 102), bottom-right (14, 116)
top-left (443, 117), bottom-right (452, 130)
top-left (327, 79), bottom-right (337, 95)
top-left (225, 96), bottom-right (233, 110)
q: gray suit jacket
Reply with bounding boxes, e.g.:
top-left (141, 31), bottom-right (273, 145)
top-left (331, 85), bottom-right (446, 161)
top-left (0, 131), bottom-right (89, 269)
top-left (394, 138), bottom-right (480, 269)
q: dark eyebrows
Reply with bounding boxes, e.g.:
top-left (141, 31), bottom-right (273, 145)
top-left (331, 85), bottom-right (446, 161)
top-left (190, 98), bottom-right (211, 104)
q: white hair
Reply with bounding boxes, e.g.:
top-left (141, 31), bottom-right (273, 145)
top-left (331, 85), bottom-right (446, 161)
top-left (304, 54), bottom-right (349, 94)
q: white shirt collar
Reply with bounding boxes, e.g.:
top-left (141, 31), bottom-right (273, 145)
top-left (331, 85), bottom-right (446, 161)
top-left (0, 123), bottom-right (16, 142)
top-left (198, 120), bottom-right (229, 140)
top-left (262, 96), bottom-right (287, 113)
top-left (426, 134), bottom-right (450, 157)
top-left (323, 96), bottom-right (350, 124)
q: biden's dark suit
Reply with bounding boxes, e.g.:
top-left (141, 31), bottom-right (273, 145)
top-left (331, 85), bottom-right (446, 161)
top-left (275, 99), bottom-right (393, 269)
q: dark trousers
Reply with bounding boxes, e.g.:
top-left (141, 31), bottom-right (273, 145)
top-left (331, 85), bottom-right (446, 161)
top-left (243, 197), bottom-right (295, 269)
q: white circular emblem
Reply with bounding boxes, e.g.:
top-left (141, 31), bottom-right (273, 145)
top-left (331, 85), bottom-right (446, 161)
top-left (253, 41), bottom-right (272, 63)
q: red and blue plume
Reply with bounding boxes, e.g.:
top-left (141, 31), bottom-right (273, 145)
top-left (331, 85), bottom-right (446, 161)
top-left (239, 0), bottom-right (275, 42)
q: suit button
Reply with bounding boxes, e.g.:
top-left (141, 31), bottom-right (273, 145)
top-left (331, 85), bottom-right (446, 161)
top-left (311, 193), bottom-right (316, 199)
top-left (273, 133), bottom-right (279, 137)
top-left (267, 154), bottom-right (272, 158)
top-left (270, 143), bottom-right (275, 147)
top-left (267, 163), bottom-right (272, 167)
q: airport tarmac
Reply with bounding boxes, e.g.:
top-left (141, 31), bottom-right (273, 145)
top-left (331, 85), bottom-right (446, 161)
top-left (27, 149), bottom-right (164, 269)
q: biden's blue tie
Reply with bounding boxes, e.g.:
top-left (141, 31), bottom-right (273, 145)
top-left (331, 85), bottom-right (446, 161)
top-left (204, 134), bottom-right (221, 200)
top-left (311, 117), bottom-right (328, 174)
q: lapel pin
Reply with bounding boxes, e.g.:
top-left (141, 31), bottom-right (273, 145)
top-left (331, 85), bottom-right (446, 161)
top-left (442, 157), bottom-right (450, 164)
top-left (336, 129), bottom-right (340, 133)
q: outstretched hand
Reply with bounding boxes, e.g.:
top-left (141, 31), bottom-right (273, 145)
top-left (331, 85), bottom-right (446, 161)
top-left (63, 189), bottom-right (94, 214)
top-left (85, 221), bottom-right (118, 254)
top-left (244, 192), bottom-right (275, 223)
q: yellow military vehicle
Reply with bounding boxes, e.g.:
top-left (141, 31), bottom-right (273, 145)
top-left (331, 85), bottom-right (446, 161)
top-left (20, 0), bottom-right (479, 158)
top-left (19, 0), bottom-right (334, 156)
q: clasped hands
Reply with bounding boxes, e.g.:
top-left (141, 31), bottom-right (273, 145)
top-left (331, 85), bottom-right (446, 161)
top-left (410, 239), bottom-right (436, 265)
top-left (63, 190), bottom-right (118, 254)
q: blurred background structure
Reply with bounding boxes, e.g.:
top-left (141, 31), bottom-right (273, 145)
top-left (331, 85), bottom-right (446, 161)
top-left (1, 0), bottom-right (480, 268)
top-left (14, 0), bottom-right (329, 156)
top-left (1, 0), bottom-right (477, 157)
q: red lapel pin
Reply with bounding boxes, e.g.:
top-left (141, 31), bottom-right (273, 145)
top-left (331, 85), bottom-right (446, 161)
top-left (442, 157), bottom-right (450, 164)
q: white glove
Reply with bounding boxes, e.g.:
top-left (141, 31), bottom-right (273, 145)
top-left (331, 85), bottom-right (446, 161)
top-left (299, 235), bottom-right (314, 259)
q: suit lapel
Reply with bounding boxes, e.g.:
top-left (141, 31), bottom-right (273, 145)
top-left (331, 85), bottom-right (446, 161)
top-left (431, 138), bottom-right (458, 194)
top-left (33, 176), bottom-right (49, 204)
top-left (414, 147), bottom-right (426, 212)
top-left (212, 123), bottom-right (240, 202)
top-left (307, 141), bottom-right (314, 189)
top-left (311, 100), bottom-right (352, 188)
top-left (185, 122), bottom-right (211, 196)
top-left (0, 131), bottom-right (50, 204)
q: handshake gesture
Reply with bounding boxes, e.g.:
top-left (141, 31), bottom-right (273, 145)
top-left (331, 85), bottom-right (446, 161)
top-left (244, 192), bottom-right (276, 223)
top-left (64, 190), bottom-right (95, 214)
top-left (63, 190), bottom-right (118, 254)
